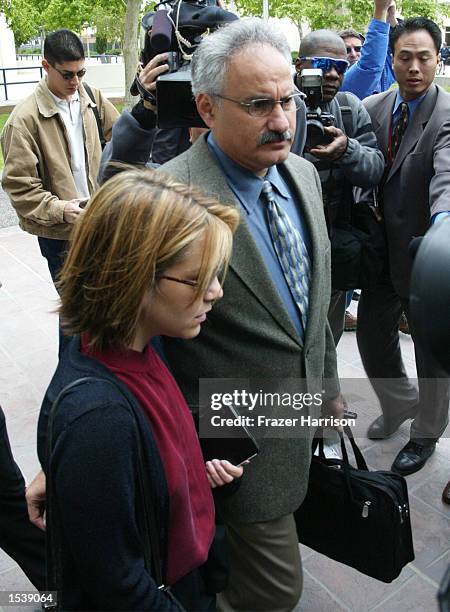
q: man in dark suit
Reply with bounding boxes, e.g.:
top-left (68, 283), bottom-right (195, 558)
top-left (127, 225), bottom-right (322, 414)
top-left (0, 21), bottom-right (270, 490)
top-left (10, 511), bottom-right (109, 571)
top-left (158, 17), bottom-right (342, 612)
top-left (357, 17), bottom-right (450, 475)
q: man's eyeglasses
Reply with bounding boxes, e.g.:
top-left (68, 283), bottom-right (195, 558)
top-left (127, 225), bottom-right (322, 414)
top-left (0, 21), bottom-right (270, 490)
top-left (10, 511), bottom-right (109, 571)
top-left (299, 56), bottom-right (349, 75)
top-left (346, 45), bottom-right (362, 54)
top-left (215, 93), bottom-right (304, 117)
top-left (159, 275), bottom-right (198, 287)
top-left (52, 65), bottom-right (87, 80)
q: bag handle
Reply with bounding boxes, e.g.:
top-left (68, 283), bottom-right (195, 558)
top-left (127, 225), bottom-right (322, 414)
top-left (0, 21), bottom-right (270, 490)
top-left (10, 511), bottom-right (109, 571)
top-left (312, 426), bottom-right (369, 504)
top-left (46, 376), bottom-right (164, 595)
top-left (342, 425), bottom-right (369, 471)
top-left (314, 427), bottom-right (368, 471)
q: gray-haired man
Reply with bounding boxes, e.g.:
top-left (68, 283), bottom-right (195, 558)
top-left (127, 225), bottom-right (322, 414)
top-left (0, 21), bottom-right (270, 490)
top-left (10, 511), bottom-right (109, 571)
top-left (158, 18), bottom-right (342, 611)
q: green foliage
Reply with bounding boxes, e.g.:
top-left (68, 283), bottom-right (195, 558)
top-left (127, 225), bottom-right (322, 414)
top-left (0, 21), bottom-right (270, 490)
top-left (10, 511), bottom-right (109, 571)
top-left (235, 0), bottom-right (450, 37)
top-left (0, 0), bottom-right (41, 45)
top-left (400, 0), bottom-right (450, 26)
top-left (95, 36), bottom-right (108, 54)
top-left (1, 0), bottom-right (127, 48)
top-left (91, 2), bottom-right (125, 48)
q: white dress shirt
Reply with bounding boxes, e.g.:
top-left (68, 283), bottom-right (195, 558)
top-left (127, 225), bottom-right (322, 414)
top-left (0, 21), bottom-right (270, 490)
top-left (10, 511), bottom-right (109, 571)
top-left (48, 89), bottom-right (90, 199)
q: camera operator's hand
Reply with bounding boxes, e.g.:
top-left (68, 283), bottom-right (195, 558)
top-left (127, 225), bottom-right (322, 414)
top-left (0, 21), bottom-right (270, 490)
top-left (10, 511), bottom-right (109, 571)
top-left (308, 126), bottom-right (349, 161)
top-left (137, 53), bottom-right (170, 110)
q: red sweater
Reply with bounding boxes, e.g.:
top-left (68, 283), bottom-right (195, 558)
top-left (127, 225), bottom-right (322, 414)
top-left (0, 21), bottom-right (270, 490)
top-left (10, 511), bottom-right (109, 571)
top-left (81, 337), bottom-right (215, 585)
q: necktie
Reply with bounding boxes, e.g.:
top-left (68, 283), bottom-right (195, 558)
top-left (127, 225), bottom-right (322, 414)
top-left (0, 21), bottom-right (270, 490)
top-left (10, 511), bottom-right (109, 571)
top-left (391, 102), bottom-right (409, 160)
top-left (261, 180), bottom-right (311, 330)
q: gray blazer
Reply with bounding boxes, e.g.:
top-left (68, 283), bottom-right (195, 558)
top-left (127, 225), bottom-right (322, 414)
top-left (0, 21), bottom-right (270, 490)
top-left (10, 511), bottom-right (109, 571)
top-left (364, 84), bottom-right (450, 298)
top-left (159, 134), bottom-right (339, 523)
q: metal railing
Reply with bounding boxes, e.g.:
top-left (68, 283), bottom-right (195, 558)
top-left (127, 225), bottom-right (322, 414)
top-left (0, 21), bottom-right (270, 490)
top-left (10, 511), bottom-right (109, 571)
top-left (16, 53), bottom-right (122, 63)
top-left (0, 66), bottom-right (44, 101)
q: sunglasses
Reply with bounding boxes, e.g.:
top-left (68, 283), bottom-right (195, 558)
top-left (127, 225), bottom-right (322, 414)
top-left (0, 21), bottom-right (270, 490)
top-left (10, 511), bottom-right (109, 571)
top-left (346, 45), bottom-right (362, 53)
top-left (52, 65), bottom-right (87, 80)
top-left (300, 56), bottom-right (349, 75)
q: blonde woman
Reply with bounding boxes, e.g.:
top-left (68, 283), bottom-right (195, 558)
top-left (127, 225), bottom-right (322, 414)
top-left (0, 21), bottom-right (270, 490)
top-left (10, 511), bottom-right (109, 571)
top-left (36, 168), bottom-right (241, 610)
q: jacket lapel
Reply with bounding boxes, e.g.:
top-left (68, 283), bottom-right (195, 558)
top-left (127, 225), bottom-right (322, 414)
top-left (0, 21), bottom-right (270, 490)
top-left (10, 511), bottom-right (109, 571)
top-left (386, 85), bottom-right (437, 183)
top-left (187, 136), bottom-right (303, 346)
top-left (371, 91), bottom-right (395, 158)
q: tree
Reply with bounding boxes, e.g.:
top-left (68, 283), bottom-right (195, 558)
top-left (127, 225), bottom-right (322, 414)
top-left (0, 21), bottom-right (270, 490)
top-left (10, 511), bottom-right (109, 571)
top-left (123, 0), bottom-right (141, 105)
top-left (0, 0), bottom-right (41, 46)
top-left (91, 5), bottom-right (124, 51)
top-left (234, 0), bottom-right (450, 39)
top-left (1, 0), bottom-right (144, 106)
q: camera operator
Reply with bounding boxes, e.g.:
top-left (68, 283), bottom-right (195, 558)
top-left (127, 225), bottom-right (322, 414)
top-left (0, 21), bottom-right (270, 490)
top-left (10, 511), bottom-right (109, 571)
top-left (294, 30), bottom-right (384, 345)
top-left (98, 53), bottom-right (190, 186)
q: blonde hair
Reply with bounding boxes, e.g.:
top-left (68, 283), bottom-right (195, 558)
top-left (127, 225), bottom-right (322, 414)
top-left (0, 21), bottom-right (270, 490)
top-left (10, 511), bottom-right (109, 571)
top-left (58, 168), bottom-right (239, 350)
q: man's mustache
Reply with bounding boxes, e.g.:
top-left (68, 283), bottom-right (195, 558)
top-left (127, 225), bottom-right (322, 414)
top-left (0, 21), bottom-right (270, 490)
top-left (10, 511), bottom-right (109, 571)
top-left (257, 130), bottom-right (293, 146)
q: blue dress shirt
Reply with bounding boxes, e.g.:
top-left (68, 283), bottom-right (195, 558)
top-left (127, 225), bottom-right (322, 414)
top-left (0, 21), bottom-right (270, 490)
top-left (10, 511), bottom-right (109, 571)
top-left (207, 133), bottom-right (311, 339)
top-left (392, 90), bottom-right (427, 123)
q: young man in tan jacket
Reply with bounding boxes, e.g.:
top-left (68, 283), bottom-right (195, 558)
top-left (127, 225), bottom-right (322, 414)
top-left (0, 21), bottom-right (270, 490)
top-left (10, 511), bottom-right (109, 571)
top-left (1, 29), bottom-right (119, 283)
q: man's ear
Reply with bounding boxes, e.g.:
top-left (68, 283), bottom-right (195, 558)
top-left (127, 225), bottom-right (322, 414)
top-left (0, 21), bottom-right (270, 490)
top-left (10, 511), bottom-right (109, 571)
top-left (196, 93), bottom-right (216, 128)
top-left (42, 58), bottom-right (50, 74)
top-left (294, 56), bottom-right (302, 74)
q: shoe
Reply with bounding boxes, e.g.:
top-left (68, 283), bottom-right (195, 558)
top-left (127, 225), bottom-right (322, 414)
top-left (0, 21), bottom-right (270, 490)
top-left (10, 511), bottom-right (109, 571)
top-left (367, 411), bottom-right (416, 440)
top-left (391, 440), bottom-right (436, 476)
top-left (442, 480), bottom-right (450, 505)
top-left (399, 312), bottom-right (410, 335)
top-left (344, 311), bottom-right (357, 331)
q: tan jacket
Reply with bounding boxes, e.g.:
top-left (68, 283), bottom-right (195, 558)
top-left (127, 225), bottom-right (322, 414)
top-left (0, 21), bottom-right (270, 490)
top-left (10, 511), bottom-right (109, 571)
top-left (1, 79), bottom-right (119, 239)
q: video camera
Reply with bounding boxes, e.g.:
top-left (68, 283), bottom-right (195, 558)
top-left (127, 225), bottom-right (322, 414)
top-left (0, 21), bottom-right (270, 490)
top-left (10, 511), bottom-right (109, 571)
top-left (131, 0), bottom-right (238, 129)
top-left (295, 68), bottom-right (336, 150)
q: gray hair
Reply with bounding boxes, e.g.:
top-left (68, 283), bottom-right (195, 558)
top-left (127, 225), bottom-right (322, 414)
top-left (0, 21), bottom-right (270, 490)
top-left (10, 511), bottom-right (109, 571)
top-left (191, 17), bottom-right (292, 97)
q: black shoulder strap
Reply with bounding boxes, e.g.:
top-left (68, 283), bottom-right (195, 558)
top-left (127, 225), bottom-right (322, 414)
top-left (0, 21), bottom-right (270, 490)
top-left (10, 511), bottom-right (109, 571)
top-left (46, 376), bottom-right (165, 599)
top-left (83, 84), bottom-right (106, 150)
top-left (335, 91), bottom-right (353, 136)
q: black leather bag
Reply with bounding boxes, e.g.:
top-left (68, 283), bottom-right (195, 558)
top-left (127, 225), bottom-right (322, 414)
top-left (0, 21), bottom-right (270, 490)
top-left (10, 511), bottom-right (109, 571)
top-left (294, 427), bottom-right (415, 583)
top-left (330, 200), bottom-right (386, 290)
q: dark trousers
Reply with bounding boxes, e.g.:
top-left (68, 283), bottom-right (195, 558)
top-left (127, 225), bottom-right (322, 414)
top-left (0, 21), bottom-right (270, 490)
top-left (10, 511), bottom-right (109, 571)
top-left (357, 278), bottom-right (450, 441)
top-left (0, 407), bottom-right (46, 590)
top-left (37, 237), bottom-right (70, 355)
top-left (37, 237), bottom-right (69, 285)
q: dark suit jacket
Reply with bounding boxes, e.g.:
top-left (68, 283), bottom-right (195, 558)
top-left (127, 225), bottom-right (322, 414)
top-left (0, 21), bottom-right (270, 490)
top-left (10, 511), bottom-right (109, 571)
top-left (158, 134), bottom-right (339, 523)
top-left (363, 84), bottom-right (450, 298)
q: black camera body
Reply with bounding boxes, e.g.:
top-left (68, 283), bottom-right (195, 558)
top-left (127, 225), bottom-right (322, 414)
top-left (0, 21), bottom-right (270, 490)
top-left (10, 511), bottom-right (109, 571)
top-left (296, 68), bottom-right (336, 150)
top-left (131, 0), bottom-right (238, 129)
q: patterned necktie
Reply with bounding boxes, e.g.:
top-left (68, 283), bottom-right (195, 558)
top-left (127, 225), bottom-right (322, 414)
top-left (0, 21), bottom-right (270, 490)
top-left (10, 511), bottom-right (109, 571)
top-left (391, 102), bottom-right (409, 160)
top-left (261, 180), bottom-right (311, 330)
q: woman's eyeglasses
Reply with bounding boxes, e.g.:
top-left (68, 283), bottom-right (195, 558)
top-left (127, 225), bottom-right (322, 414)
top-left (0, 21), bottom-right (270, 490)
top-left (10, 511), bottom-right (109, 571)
top-left (52, 65), bottom-right (87, 80)
top-left (299, 56), bottom-right (349, 75)
top-left (159, 275), bottom-right (198, 288)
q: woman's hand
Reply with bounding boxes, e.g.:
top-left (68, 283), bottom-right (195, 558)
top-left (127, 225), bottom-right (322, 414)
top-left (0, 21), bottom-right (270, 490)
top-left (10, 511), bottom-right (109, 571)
top-left (205, 459), bottom-right (245, 488)
top-left (25, 470), bottom-right (46, 531)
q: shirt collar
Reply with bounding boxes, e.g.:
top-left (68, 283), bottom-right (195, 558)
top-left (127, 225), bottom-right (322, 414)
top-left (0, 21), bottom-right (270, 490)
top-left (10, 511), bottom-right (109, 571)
top-left (392, 89), bottom-right (428, 119)
top-left (48, 87), bottom-right (80, 105)
top-left (207, 133), bottom-right (289, 214)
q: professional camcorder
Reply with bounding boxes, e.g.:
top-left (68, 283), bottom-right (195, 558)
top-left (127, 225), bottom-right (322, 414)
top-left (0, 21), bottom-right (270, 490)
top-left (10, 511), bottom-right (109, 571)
top-left (296, 68), bottom-right (336, 150)
top-left (131, 0), bottom-right (238, 128)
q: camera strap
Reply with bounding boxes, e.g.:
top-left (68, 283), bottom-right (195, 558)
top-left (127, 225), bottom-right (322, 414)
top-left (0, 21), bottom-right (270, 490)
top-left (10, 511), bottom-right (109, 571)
top-left (335, 92), bottom-right (353, 136)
